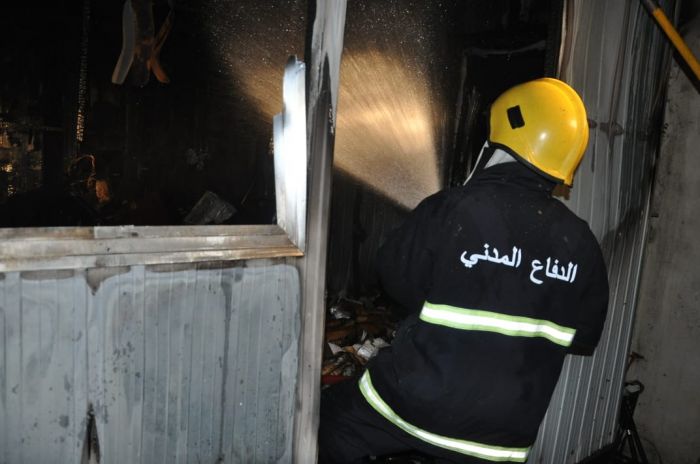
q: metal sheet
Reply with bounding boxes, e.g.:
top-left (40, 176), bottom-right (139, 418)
top-left (528, 1), bottom-right (674, 462)
top-left (0, 270), bottom-right (88, 464)
top-left (0, 260), bottom-right (300, 464)
top-left (274, 57), bottom-right (308, 251)
top-left (292, 1), bottom-right (348, 463)
top-left (0, 223), bottom-right (302, 274)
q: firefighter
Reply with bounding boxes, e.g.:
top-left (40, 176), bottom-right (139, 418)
top-left (318, 78), bottom-right (609, 463)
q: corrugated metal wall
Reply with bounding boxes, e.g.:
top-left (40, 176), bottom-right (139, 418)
top-left (0, 261), bottom-right (300, 463)
top-left (529, 1), bottom-right (674, 461)
top-left (627, 12), bottom-right (700, 463)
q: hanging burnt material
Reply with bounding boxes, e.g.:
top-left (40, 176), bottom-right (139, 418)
top-left (111, 0), bottom-right (174, 87)
top-left (76, 0), bottom-right (92, 149)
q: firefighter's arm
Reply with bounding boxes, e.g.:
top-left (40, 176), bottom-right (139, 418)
top-left (376, 192), bottom-right (445, 317)
top-left (568, 241), bottom-right (610, 356)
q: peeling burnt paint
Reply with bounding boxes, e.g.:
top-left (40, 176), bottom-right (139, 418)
top-left (85, 266), bottom-right (131, 294)
top-left (19, 269), bottom-right (75, 280)
top-left (144, 262), bottom-right (198, 273)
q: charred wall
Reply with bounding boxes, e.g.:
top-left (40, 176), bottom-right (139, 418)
top-left (327, 0), bottom-right (559, 299)
top-left (0, 1), bottom-right (307, 227)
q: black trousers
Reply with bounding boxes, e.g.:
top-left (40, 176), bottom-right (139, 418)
top-left (318, 378), bottom-right (487, 464)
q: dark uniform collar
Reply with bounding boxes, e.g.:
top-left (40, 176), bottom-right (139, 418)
top-left (474, 161), bottom-right (557, 194)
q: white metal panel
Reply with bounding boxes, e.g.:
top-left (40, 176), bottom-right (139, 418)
top-left (0, 261), bottom-right (300, 464)
top-left (0, 270), bottom-right (89, 464)
top-left (274, 57), bottom-right (308, 251)
top-left (292, 1), bottom-right (348, 462)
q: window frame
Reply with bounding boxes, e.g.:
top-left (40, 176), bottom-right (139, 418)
top-left (0, 58), bottom-right (308, 273)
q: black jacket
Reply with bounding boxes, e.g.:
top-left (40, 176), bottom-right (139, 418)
top-left (370, 161), bottom-right (609, 450)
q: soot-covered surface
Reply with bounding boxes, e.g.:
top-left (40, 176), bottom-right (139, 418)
top-left (327, 0), bottom-right (557, 297)
top-left (0, 0), bottom-right (306, 227)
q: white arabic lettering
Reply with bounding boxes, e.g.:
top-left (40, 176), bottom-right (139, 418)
top-left (461, 245), bottom-right (577, 285)
top-left (460, 244), bottom-right (522, 270)
top-left (530, 257), bottom-right (578, 285)
top-left (530, 259), bottom-right (544, 285)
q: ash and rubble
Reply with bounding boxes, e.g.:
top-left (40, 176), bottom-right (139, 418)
top-left (321, 295), bottom-right (439, 464)
top-left (322, 295), bottom-right (400, 383)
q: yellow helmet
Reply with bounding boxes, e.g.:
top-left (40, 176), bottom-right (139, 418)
top-left (488, 78), bottom-right (589, 186)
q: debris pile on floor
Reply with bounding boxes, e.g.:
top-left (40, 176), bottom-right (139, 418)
top-left (320, 297), bottom-right (444, 463)
top-left (322, 296), bottom-right (398, 384)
